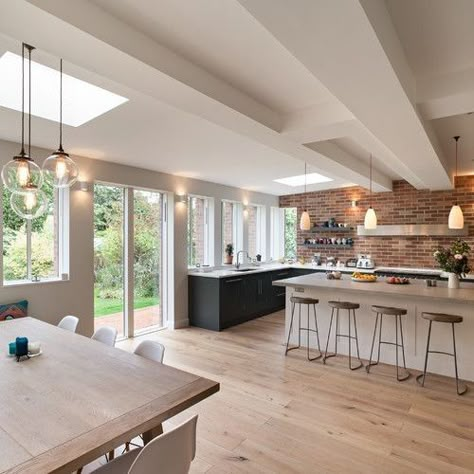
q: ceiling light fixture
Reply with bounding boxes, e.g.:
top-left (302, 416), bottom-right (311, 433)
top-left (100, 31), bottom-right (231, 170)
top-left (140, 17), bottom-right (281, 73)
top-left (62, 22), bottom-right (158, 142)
top-left (299, 162), bottom-right (311, 231)
top-left (448, 136), bottom-right (464, 229)
top-left (1, 43), bottom-right (43, 193)
top-left (364, 154), bottom-right (377, 229)
top-left (9, 44), bottom-right (48, 220)
top-left (43, 58), bottom-right (79, 188)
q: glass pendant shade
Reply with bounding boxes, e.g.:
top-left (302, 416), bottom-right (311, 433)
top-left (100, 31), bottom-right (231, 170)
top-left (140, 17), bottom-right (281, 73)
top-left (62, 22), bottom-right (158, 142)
top-left (364, 207), bottom-right (377, 230)
top-left (10, 186), bottom-right (48, 219)
top-left (1, 157), bottom-right (43, 192)
top-left (300, 210), bottom-right (311, 231)
top-left (448, 204), bottom-right (464, 229)
top-left (43, 151), bottom-right (79, 188)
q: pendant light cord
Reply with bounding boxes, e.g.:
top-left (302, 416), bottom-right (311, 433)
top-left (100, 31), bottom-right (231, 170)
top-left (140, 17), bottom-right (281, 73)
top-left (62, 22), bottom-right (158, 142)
top-left (20, 43), bottom-right (25, 156)
top-left (59, 58), bottom-right (63, 151)
top-left (28, 45), bottom-right (31, 158)
top-left (454, 135), bottom-right (460, 204)
top-left (304, 162), bottom-right (307, 210)
top-left (369, 154), bottom-right (373, 207)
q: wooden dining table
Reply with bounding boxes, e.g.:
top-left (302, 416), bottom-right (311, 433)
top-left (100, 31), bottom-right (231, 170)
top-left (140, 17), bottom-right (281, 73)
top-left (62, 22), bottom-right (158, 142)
top-left (0, 317), bottom-right (219, 474)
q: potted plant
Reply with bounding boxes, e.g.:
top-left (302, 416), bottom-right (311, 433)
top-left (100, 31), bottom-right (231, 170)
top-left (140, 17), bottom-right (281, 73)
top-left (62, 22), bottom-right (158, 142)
top-left (433, 240), bottom-right (471, 289)
top-left (224, 243), bottom-right (234, 265)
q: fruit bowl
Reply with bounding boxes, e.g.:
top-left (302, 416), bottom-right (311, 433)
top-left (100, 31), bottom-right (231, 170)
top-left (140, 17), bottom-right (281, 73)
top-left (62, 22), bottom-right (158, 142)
top-left (351, 272), bottom-right (377, 283)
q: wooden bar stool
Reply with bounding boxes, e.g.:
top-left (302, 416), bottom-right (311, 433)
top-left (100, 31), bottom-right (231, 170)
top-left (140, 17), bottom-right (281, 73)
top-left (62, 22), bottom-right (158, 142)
top-left (285, 296), bottom-right (322, 361)
top-left (323, 301), bottom-right (363, 370)
top-left (366, 305), bottom-right (410, 381)
top-left (416, 312), bottom-right (468, 395)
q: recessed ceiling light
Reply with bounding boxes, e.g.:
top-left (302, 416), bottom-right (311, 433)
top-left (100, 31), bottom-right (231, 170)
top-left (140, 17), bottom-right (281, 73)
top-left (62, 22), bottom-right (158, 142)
top-left (274, 172), bottom-right (333, 187)
top-left (0, 51), bottom-right (128, 127)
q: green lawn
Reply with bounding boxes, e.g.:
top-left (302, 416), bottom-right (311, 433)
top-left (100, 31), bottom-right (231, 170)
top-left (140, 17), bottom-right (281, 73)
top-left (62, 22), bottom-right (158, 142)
top-left (94, 295), bottom-right (159, 317)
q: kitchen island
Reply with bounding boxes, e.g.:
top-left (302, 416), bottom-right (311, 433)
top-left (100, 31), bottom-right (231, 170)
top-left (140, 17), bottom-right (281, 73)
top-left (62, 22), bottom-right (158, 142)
top-left (274, 274), bottom-right (474, 381)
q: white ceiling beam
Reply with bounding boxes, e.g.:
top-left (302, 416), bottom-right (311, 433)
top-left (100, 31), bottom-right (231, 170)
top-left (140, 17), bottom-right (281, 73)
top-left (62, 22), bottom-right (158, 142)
top-left (238, 0), bottom-right (452, 190)
top-left (1, 0), bottom-right (392, 191)
top-left (306, 141), bottom-right (392, 192)
top-left (418, 68), bottom-right (474, 120)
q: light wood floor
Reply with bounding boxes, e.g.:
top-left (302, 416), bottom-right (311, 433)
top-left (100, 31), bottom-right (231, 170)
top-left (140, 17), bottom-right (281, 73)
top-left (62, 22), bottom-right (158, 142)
top-left (107, 311), bottom-right (473, 473)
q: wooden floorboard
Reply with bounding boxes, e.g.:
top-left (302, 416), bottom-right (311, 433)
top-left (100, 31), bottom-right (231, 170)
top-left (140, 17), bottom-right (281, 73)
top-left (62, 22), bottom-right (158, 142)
top-left (116, 311), bottom-right (474, 473)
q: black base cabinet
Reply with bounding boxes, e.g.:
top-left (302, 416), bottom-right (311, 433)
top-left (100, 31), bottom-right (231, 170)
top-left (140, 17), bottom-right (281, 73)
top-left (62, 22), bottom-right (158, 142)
top-left (189, 269), bottom-right (306, 331)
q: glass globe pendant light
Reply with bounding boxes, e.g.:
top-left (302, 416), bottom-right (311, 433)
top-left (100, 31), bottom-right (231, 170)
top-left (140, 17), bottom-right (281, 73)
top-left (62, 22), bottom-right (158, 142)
top-left (10, 183), bottom-right (48, 219)
top-left (299, 162), bottom-right (311, 231)
top-left (448, 136), bottom-right (464, 229)
top-left (1, 43), bottom-right (43, 192)
top-left (364, 154), bottom-right (377, 229)
top-left (43, 58), bottom-right (79, 188)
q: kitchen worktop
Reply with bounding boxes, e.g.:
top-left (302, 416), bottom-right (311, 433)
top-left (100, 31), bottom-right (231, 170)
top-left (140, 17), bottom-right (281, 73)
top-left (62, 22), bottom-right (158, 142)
top-left (188, 263), bottom-right (462, 279)
top-left (273, 273), bottom-right (474, 304)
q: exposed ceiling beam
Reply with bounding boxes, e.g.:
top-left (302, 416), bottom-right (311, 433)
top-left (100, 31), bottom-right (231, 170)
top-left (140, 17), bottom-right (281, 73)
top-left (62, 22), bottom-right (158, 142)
top-left (0, 0), bottom-right (393, 192)
top-left (417, 68), bottom-right (474, 120)
top-left (238, 0), bottom-right (453, 190)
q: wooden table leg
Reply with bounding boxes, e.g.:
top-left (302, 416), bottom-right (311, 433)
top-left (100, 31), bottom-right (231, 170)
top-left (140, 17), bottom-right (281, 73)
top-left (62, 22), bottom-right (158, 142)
top-left (142, 424), bottom-right (163, 445)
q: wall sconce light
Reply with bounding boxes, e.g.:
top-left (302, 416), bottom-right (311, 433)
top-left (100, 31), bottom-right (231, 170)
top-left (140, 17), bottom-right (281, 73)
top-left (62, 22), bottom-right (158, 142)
top-left (79, 181), bottom-right (90, 192)
top-left (175, 193), bottom-right (187, 204)
top-left (351, 200), bottom-right (358, 208)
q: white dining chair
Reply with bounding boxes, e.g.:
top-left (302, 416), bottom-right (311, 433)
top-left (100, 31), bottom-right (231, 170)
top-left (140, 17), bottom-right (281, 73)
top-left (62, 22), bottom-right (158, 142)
top-left (91, 415), bottom-right (198, 474)
top-left (134, 340), bottom-right (165, 363)
top-left (91, 326), bottom-right (118, 347)
top-left (57, 315), bottom-right (79, 333)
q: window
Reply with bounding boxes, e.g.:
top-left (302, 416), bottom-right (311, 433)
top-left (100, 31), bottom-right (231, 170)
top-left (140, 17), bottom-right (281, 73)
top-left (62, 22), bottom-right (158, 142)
top-left (247, 204), bottom-right (266, 259)
top-left (222, 200), bottom-right (243, 262)
top-left (187, 195), bottom-right (213, 267)
top-left (93, 183), bottom-right (168, 339)
top-left (3, 183), bottom-right (68, 284)
top-left (270, 207), bottom-right (296, 261)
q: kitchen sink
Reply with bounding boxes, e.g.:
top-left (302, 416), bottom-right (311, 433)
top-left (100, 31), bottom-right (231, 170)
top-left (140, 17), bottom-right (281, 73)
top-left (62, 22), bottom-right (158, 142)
top-left (233, 268), bottom-right (258, 272)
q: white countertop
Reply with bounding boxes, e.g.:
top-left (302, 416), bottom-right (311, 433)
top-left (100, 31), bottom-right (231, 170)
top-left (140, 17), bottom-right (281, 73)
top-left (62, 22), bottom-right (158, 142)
top-left (273, 273), bottom-right (474, 304)
top-left (187, 263), bottom-right (462, 279)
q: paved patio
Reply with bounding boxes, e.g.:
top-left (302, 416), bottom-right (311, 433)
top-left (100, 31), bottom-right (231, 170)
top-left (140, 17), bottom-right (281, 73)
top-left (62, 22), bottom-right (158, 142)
top-left (94, 305), bottom-right (162, 336)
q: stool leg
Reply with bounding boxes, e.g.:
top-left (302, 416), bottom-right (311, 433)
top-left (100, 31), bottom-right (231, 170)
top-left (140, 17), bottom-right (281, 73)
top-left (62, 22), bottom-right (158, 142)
top-left (285, 301), bottom-right (298, 355)
top-left (323, 308), bottom-right (336, 363)
top-left (452, 323), bottom-right (468, 396)
top-left (395, 314), bottom-right (410, 381)
top-left (376, 314), bottom-right (383, 365)
top-left (306, 304), bottom-right (322, 361)
top-left (313, 304), bottom-right (321, 353)
top-left (416, 320), bottom-right (432, 387)
top-left (298, 303), bottom-right (302, 347)
top-left (366, 313), bottom-right (380, 373)
top-left (335, 308), bottom-right (339, 355)
top-left (348, 308), bottom-right (363, 371)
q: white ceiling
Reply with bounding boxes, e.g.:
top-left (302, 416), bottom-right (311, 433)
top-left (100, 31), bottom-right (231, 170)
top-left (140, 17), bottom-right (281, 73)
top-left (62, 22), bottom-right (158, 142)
top-left (0, 0), bottom-right (471, 195)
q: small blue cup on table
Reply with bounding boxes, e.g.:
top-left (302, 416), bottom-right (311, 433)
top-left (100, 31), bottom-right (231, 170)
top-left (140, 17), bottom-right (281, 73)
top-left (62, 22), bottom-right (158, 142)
top-left (15, 337), bottom-right (29, 361)
top-left (8, 342), bottom-right (16, 356)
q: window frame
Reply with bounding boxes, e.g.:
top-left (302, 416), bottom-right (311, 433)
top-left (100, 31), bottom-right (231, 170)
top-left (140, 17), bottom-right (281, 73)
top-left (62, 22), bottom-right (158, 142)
top-left (2, 187), bottom-right (70, 286)
top-left (221, 199), bottom-right (243, 263)
top-left (187, 194), bottom-right (214, 269)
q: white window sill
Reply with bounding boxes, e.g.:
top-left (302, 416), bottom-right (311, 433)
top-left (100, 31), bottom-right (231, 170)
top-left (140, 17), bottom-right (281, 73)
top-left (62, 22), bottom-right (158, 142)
top-left (3, 277), bottom-right (69, 288)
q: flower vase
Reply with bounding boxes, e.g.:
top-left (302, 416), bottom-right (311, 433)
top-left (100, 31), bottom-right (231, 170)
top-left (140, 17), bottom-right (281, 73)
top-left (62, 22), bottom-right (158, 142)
top-left (448, 273), bottom-right (460, 289)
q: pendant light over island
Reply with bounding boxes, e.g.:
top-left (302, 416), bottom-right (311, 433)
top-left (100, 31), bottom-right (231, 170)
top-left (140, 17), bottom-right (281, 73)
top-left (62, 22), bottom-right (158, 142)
top-left (364, 154), bottom-right (377, 230)
top-left (299, 162), bottom-right (311, 231)
top-left (448, 136), bottom-right (464, 230)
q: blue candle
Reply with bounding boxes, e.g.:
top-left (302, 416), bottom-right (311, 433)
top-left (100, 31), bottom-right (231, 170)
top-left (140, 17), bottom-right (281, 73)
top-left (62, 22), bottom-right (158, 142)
top-left (8, 342), bottom-right (16, 355)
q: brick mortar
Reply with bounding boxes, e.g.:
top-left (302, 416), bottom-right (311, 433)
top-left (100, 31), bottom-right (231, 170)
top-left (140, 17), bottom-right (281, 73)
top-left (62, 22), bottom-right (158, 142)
top-left (279, 178), bottom-right (473, 268)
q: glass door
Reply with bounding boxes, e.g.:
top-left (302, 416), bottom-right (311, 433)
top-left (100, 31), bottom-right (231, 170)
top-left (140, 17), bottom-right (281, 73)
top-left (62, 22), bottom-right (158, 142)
top-left (93, 184), bottom-right (125, 338)
top-left (133, 189), bottom-right (164, 335)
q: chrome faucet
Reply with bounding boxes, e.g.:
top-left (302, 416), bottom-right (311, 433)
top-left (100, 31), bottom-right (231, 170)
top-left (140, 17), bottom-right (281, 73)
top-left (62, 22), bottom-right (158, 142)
top-left (235, 250), bottom-right (250, 269)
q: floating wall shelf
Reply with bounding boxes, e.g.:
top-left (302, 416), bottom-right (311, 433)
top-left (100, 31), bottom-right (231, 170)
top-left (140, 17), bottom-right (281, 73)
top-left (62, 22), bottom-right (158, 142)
top-left (309, 226), bottom-right (354, 233)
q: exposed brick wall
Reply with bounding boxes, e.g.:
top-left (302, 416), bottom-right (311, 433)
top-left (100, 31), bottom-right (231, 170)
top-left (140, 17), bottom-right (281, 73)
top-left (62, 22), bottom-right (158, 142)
top-left (279, 178), bottom-right (474, 268)
top-left (222, 201), bottom-right (234, 257)
top-left (247, 205), bottom-right (257, 257)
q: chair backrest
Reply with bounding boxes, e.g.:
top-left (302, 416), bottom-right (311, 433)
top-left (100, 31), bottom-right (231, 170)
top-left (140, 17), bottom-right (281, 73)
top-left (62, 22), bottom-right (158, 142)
top-left (134, 340), bottom-right (165, 363)
top-left (57, 315), bottom-right (79, 333)
top-left (91, 326), bottom-right (117, 347)
top-left (129, 415), bottom-right (197, 474)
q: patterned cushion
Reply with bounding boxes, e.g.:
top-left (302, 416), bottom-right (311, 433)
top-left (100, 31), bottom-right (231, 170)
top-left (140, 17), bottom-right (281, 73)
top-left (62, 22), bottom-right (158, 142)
top-left (0, 300), bottom-right (28, 321)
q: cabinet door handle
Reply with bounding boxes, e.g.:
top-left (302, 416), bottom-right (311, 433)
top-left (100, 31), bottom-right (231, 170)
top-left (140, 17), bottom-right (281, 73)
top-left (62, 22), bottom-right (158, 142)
top-left (225, 278), bottom-right (242, 283)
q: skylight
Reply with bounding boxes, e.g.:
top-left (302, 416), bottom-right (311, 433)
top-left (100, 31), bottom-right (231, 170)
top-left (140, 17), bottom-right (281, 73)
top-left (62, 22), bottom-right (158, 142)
top-left (274, 172), bottom-right (333, 186)
top-left (0, 51), bottom-right (128, 127)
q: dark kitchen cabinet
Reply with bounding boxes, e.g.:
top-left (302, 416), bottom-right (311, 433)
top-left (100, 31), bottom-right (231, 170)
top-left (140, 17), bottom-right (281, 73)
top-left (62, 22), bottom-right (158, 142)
top-left (189, 269), bottom-right (299, 331)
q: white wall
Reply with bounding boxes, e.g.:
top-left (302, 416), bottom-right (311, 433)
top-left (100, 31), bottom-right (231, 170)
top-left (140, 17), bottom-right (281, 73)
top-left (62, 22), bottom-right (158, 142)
top-left (0, 139), bottom-right (278, 336)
